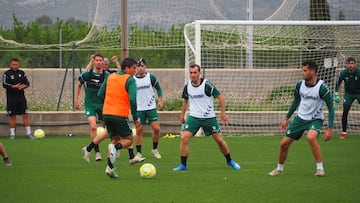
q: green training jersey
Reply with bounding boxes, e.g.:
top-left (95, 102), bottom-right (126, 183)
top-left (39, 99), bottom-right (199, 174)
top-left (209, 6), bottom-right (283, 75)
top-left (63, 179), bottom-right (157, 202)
top-left (79, 70), bottom-right (109, 107)
top-left (335, 67), bottom-right (360, 94)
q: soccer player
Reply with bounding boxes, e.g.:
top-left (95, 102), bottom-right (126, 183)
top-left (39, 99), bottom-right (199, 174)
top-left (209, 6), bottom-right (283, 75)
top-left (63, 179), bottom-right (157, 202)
top-left (98, 58), bottom-right (138, 179)
top-left (2, 58), bottom-right (34, 139)
top-left (128, 58), bottom-right (163, 163)
top-left (0, 142), bottom-right (12, 166)
top-left (75, 53), bottom-right (109, 162)
top-left (268, 60), bottom-right (334, 177)
top-left (172, 64), bottom-right (240, 171)
top-left (333, 57), bottom-right (360, 139)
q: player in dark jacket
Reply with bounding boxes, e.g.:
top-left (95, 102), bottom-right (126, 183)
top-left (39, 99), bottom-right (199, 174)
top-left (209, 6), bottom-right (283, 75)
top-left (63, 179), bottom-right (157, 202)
top-left (2, 58), bottom-right (34, 139)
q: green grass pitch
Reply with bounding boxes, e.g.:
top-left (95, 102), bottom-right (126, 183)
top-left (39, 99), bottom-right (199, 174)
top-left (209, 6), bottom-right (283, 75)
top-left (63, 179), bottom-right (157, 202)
top-left (0, 134), bottom-right (359, 203)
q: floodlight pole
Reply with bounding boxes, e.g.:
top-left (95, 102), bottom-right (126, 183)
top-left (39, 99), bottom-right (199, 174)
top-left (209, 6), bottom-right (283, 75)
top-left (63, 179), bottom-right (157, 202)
top-left (121, 0), bottom-right (128, 60)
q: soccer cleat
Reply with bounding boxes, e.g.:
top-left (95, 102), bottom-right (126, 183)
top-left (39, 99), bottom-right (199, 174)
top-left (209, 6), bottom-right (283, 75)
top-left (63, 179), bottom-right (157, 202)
top-left (95, 152), bottom-right (102, 161)
top-left (26, 134), bottom-right (35, 139)
top-left (227, 160), bottom-right (241, 170)
top-left (151, 148), bottom-right (162, 159)
top-left (4, 158), bottom-right (12, 166)
top-left (315, 169), bottom-right (326, 177)
top-left (172, 164), bottom-right (187, 171)
top-left (108, 144), bottom-right (117, 164)
top-left (340, 133), bottom-right (347, 139)
top-left (10, 135), bottom-right (15, 140)
top-left (82, 147), bottom-right (90, 163)
top-left (129, 152), bottom-right (146, 165)
top-left (105, 165), bottom-right (119, 179)
top-left (268, 169), bottom-right (283, 176)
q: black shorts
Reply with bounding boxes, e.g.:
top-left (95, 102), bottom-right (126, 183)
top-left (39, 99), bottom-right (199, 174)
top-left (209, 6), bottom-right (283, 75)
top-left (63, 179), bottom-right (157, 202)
top-left (7, 100), bottom-right (28, 116)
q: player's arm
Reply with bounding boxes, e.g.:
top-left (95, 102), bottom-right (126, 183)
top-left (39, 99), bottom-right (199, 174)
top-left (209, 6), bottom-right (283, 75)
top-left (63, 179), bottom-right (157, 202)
top-left (22, 71), bottom-right (30, 88)
top-left (97, 74), bottom-right (109, 103)
top-left (180, 85), bottom-right (189, 124)
top-left (74, 82), bottom-right (83, 110)
top-left (205, 81), bottom-right (228, 124)
top-left (85, 54), bottom-right (95, 70)
top-left (74, 72), bottom-right (87, 109)
top-left (111, 55), bottom-right (121, 70)
top-left (286, 81), bottom-right (301, 119)
top-left (333, 71), bottom-right (344, 102)
top-left (2, 72), bottom-right (12, 89)
top-left (150, 74), bottom-right (163, 109)
top-left (281, 81), bottom-right (301, 132)
top-left (320, 84), bottom-right (334, 141)
top-left (126, 77), bottom-right (138, 122)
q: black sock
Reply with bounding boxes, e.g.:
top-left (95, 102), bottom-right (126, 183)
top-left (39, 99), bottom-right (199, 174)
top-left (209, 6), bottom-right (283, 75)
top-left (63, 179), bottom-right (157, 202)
top-left (107, 158), bottom-right (113, 169)
top-left (94, 144), bottom-right (100, 153)
top-left (86, 142), bottom-right (95, 152)
top-left (114, 143), bottom-right (123, 150)
top-left (153, 142), bottom-right (158, 150)
top-left (128, 148), bottom-right (135, 159)
top-left (3, 157), bottom-right (9, 162)
top-left (224, 153), bottom-right (231, 163)
top-left (181, 156), bottom-right (187, 166)
top-left (136, 145), bottom-right (142, 153)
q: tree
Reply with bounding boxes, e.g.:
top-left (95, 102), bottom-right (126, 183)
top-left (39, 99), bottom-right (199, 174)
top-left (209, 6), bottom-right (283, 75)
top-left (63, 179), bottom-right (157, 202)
top-left (35, 15), bottom-right (53, 26)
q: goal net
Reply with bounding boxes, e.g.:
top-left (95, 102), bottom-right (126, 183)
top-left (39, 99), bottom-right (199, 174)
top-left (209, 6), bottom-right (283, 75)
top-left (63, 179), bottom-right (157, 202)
top-left (184, 20), bottom-right (360, 135)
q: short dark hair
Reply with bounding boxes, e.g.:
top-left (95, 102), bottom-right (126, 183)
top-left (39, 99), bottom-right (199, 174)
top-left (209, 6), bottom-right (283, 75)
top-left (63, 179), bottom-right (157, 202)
top-left (302, 60), bottom-right (318, 73)
top-left (9, 58), bottom-right (19, 64)
top-left (346, 57), bottom-right (356, 64)
top-left (93, 53), bottom-right (104, 59)
top-left (190, 64), bottom-right (201, 72)
top-left (121, 58), bottom-right (137, 70)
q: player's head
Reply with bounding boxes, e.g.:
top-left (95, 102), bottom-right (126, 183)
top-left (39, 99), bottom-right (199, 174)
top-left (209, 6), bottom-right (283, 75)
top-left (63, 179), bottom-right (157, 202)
top-left (136, 58), bottom-right (147, 76)
top-left (103, 58), bottom-right (109, 64)
top-left (302, 60), bottom-right (318, 73)
top-left (346, 57), bottom-right (356, 71)
top-left (301, 60), bottom-right (318, 81)
top-left (93, 53), bottom-right (104, 69)
top-left (189, 64), bottom-right (201, 83)
top-left (9, 58), bottom-right (20, 71)
top-left (121, 58), bottom-right (137, 76)
top-left (102, 58), bottom-right (109, 69)
top-left (190, 64), bottom-right (201, 72)
top-left (136, 58), bottom-right (146, 67)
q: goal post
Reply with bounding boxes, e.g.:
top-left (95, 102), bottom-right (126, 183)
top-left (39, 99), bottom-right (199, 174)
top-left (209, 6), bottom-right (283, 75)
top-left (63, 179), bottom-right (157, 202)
top-left (184, 20), bottom-right (360, 136)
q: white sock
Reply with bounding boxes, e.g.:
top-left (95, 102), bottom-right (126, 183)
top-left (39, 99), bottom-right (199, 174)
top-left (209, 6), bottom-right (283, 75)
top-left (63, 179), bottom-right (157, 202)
top-left (316, 162), bottom-right (324, 170)
top-left (277, 163), bottom-right (284, 171)
top-left (10, 128), bottom-right (15, 136)
top-left (342, 132), bottom-right (347, 135)
top-left (25, 126), bottom-right (31, 135)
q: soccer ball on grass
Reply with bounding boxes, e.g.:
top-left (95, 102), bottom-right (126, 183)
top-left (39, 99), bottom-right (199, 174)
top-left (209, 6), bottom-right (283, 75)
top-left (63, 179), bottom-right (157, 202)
top-left (34, 129), bottom-right (45, 139)
top-left (139, 163), bottom-right (156, 179)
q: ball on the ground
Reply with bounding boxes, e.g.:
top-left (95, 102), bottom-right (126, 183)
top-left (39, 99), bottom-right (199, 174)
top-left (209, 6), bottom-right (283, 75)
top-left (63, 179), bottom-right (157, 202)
top-left (96, 127), bottom-right (105, 136)
top-left (139, 163), bottom-right (156, 179)
top-left (34, 129), bottom-right (45, 139)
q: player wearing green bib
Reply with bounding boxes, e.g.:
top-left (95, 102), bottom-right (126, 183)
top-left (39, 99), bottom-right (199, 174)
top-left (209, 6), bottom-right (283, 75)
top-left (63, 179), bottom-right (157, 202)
top-left (172, 64), bottom-right (240, 171)
top-left (268, 60), bottom-right (334, 177)
top-left (334, 57), bottom-right (360, 139)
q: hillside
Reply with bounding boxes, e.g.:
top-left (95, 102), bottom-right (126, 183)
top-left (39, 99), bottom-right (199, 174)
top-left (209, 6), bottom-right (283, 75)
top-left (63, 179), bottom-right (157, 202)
top-left (0, 0), bottom-right (282, 28)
